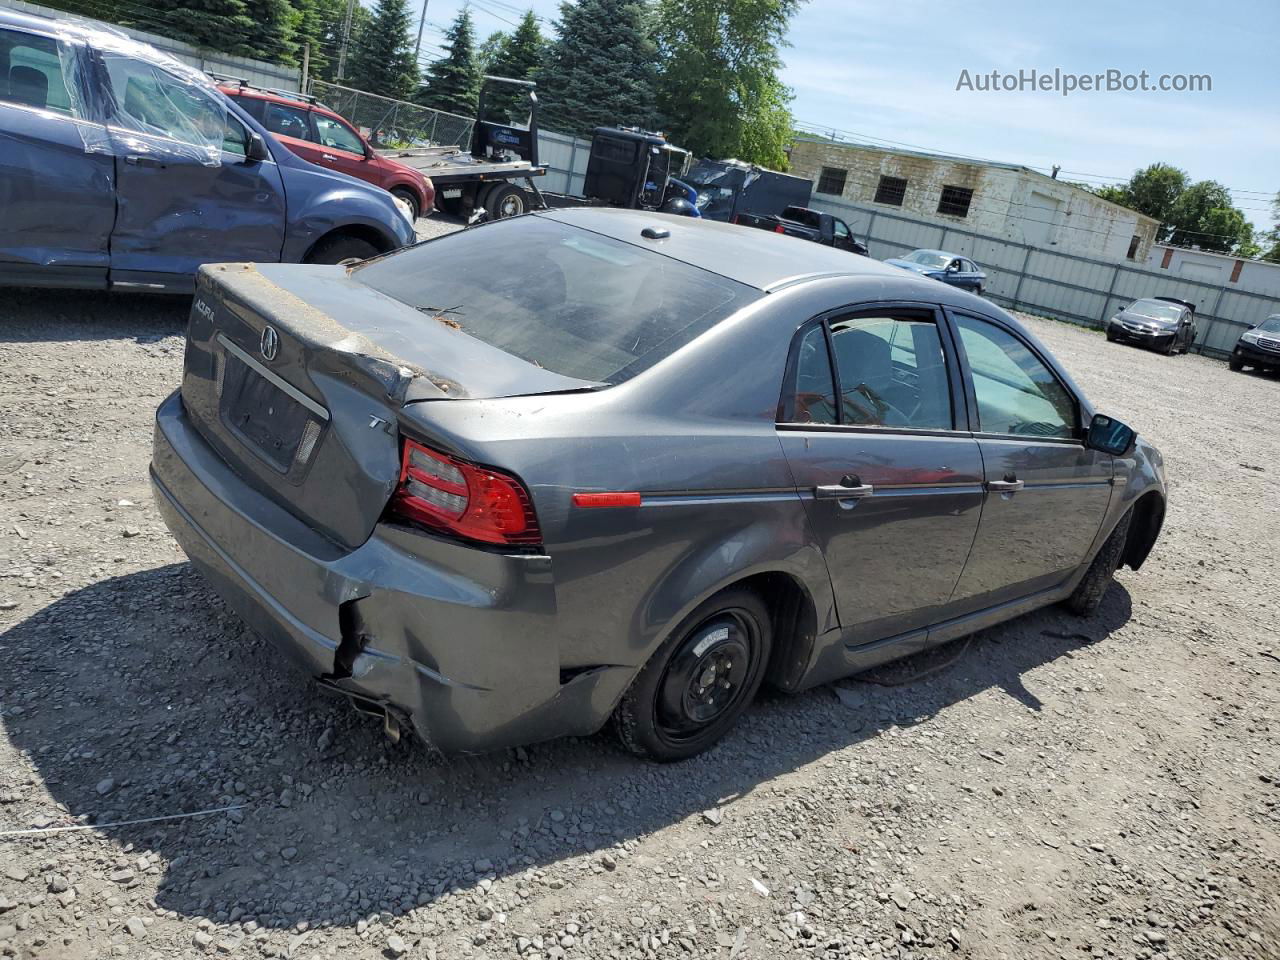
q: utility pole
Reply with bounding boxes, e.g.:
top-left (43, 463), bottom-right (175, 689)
top-left (300, 42), bottom-right (311, 93)
top-left (336, 0), bottom-right (357, 81)
top-left (413, 0), bottom-right (429, 61)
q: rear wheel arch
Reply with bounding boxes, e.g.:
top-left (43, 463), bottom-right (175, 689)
top-left (1123, 491), bottom-right (1165, 571)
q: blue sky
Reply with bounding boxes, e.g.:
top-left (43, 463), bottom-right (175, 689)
top-left (411, 0), bottom-right (1279, 232)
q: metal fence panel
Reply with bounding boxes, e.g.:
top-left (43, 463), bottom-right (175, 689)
top-left (309, 81), bottom-right (472, 149)
top-left (806, 193), bottom-right (1280, 359)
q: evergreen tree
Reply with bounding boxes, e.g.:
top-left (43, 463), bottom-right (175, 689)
top-left (294, 0), bottom-right (349, 81)
top-left (655, 0), bottom-right (799, 165)
top-left (244, 0), bottom-right (299, 64)
top-left (477, 30), bottom-right (509, 73)
top-left (484, 11), bottom-right (544, 122)
top-left (536, 0), bottom-right (659, 136)
top-left (346, 0), bottom-right (419, 100)
top-left (141, 0), bottom-right (258, 55)
top-left (418, 8), bottom-right (481, 116)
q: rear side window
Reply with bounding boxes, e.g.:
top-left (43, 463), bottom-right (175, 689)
top-left (0, 28), bottom-right (75, 115)
top-left (829, 315), bottom-right (952, 430)
top-left (356, 217), bottom-right (759, 384)
top-left (261, 102), bottom-right (311, 140)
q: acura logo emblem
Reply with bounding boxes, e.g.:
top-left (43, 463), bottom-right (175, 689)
top-left (260, 325), bottom-right (279, 361)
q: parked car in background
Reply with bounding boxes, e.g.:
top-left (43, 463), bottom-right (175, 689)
top-left (734, 205), bottom-right (868, 254)
top-left (884, 250), bottom-right (986, 294)
top-left (152, 209), bottom-right (1165, 762)
top-left (1106, 297), bottom-right (1198, 355)
top-left (218, 80), bottom-right (435, 221)
top-left (1229, 314), bottom-right (1280, 373)
top-left (0, 10), bottom-right (415, 293)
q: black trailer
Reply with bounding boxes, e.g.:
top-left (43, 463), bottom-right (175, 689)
top-left (682, 158), bottom-right (812, 222)
top-left (385, 78), bottom-right (693, 221)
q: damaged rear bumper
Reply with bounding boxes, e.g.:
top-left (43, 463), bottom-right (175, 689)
top-left (150, 390), bottom-right (632, 754)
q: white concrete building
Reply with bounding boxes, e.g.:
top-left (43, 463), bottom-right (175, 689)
top-left (787, 138), bottom-right (1161, 263)
top-left (1146, 244), bottom-right (1280, 296)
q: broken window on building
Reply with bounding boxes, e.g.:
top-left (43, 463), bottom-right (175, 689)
top-left (817, 166), bottom-right (847, 196)
top-left (874, 175), bottom-right (907, 206)
top-left (937, 185), bottom-right (973, 218)
top-left (1126, 235), bottom-right (1141, 260)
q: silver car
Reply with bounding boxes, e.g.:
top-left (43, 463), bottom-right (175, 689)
top-left (151, 210), bottom-right (1167, 761)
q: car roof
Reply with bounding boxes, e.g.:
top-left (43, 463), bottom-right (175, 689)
top-left (536, 208), bottom-right (912, 292)
top-left (217, 85), bottom-right (341, 118)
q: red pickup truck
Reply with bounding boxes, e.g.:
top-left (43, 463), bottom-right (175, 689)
top-left (219, 82), bottom-right (434, 221)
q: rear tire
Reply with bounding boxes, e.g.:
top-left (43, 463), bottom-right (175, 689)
top-left (435, 193), bottom-right (464, 217)
top-left (391, 187), bottom-right (420, 221)
top-left (484, 183), bottom-right (528, 219)
top-left (613, 588), bottom-right (772, 762)
top-left (1063, 509), bottom-right (1132, 617)
top-left (306, 234), bottom-right (380, 265)
top-left (1229, 355), bottom-right (1243, 372)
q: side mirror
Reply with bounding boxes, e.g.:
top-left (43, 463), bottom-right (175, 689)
top-left (245, 132), bottom-right (270, 163)
top-left (1086, 413), bottom-right (1135, 456)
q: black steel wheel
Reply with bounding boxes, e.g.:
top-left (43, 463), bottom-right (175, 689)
top-left (614, 588), bottom-right (771, 762)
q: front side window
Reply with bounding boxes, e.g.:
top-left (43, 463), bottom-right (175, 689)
top-left (314, 114), bottom-right (365, 155)
top-left (356, 217), bottom-right (758, 384)
top-left (0, 28), bottom-right (76, 115)
top-left (833, 219), bottom-right (850, 241)
top-left (827, 314), bottom-right (953, 430)
top-left (954, 314), bottom-right (1076, 439)
top-left (102, 55), bottom-right (223, 148)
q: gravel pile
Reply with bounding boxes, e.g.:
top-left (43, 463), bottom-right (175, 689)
top-left (1, 236), bottom-right (1277, 960)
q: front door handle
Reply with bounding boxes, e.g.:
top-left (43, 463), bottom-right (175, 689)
top-left (124, 155), bottom-right (162, 167)
top-left (815, 480), bottom-right (874, 500)
top-left (986, 478), bottom-right (1025, 493)
top-left (321, 153), bottom-right (338, 161)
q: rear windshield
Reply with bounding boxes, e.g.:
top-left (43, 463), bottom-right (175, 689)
top-left (355, 216), bottom-right (758, 384)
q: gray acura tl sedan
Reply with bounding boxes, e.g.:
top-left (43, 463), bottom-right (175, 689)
top-left (151, 209), bottom-right (1167, 761)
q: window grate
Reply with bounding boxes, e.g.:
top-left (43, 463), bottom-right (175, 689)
top-left (816, 166), bottom-right (848, 196)
top-left (937, 185), bottom-right (973, 218)
top-left (874, 175), bottom-right (907, 206)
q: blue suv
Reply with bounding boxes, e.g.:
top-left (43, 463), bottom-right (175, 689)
top-left (0, 10), bottom-right (415, 293)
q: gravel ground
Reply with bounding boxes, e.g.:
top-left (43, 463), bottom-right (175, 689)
top-left (1, 221), bottom-right (1278, 960)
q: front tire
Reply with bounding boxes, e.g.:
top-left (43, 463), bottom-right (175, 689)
top-left (484, 183), bottom-right (527, 219)
top-left (1063, 509), bottom-right (1132, 617)
top-left (614, 588), bottom-right (772, 762)
top-left (391, 187), bottom-right (420, 221)
top-left (1229, 354), bottom-right (1243, 372)
top-left (306, 234), bottom-right (379, 265)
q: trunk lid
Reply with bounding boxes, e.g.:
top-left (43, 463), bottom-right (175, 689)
top-left (181, 263), bottom-right (590, 550)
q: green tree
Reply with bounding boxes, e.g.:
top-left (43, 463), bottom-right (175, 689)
top-left (419, 8), bottom-right (481, 115)
top-left (654, 0), bottom-right (800, 166)
top-left (536, 0), bottom-right (660, 136)
top-left (140, 0), bottom-right (258, 54)
top-left (295, 0), bottom-right (350, 82)
top-left (1091, 184), bottom-right (1132, 206)
top-left (484, 11), bottom-right (545, 122)
top-left (346, 0), bottom-right (418, 100)
top-left (1166, 180), bottom-right (1251, 253)
top-left (244, 0), bottom-right (299, 64)
top-left (477, 31), bottom-right (509, 73)
top-left (1122, 162), bottom-right (1190, 224)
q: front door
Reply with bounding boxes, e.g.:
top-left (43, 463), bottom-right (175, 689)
top-left (946, 310), bottom-right (1113, 611)
top-left (99, 53), bottom-right (286, 289)
top-left (778, 306), bottom-right (986, 645)
top-left (0, 26), bottom-right (115, 287)
top-left (310, 113), bottom-right (372, 182)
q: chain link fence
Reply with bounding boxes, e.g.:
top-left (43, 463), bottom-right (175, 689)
top-left (308, 81), bottom-right (474, 150)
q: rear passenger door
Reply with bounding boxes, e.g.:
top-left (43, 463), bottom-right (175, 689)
top-left (777, 305), bottom-right (986, 646)
top-left (0, 25), bottom-right (115, 286)
top-left (946, 309), bottom-right (1112, 612)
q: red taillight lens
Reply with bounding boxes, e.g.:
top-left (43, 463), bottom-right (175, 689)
top-left (389, 439), bottom-right (541, 547)
top-left (774, 224), bottom-right (786, 234)
top-left (731, 214), bottom-right (739, 225)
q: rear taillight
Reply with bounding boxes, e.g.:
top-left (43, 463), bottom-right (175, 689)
top-left (731, 214), bottom-right (739, 225)
top-left (774, 224), bottom-right (786, 234)
top-left (388, 439), bottom-right (541, 547)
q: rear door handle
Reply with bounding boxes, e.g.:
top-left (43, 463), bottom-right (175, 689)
top-left (815, 482), bottom-right (874, 500)
top-left (124, 155), bottom-right (162, 167)
top-left (986, 478), bottom-right (1025, 492)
